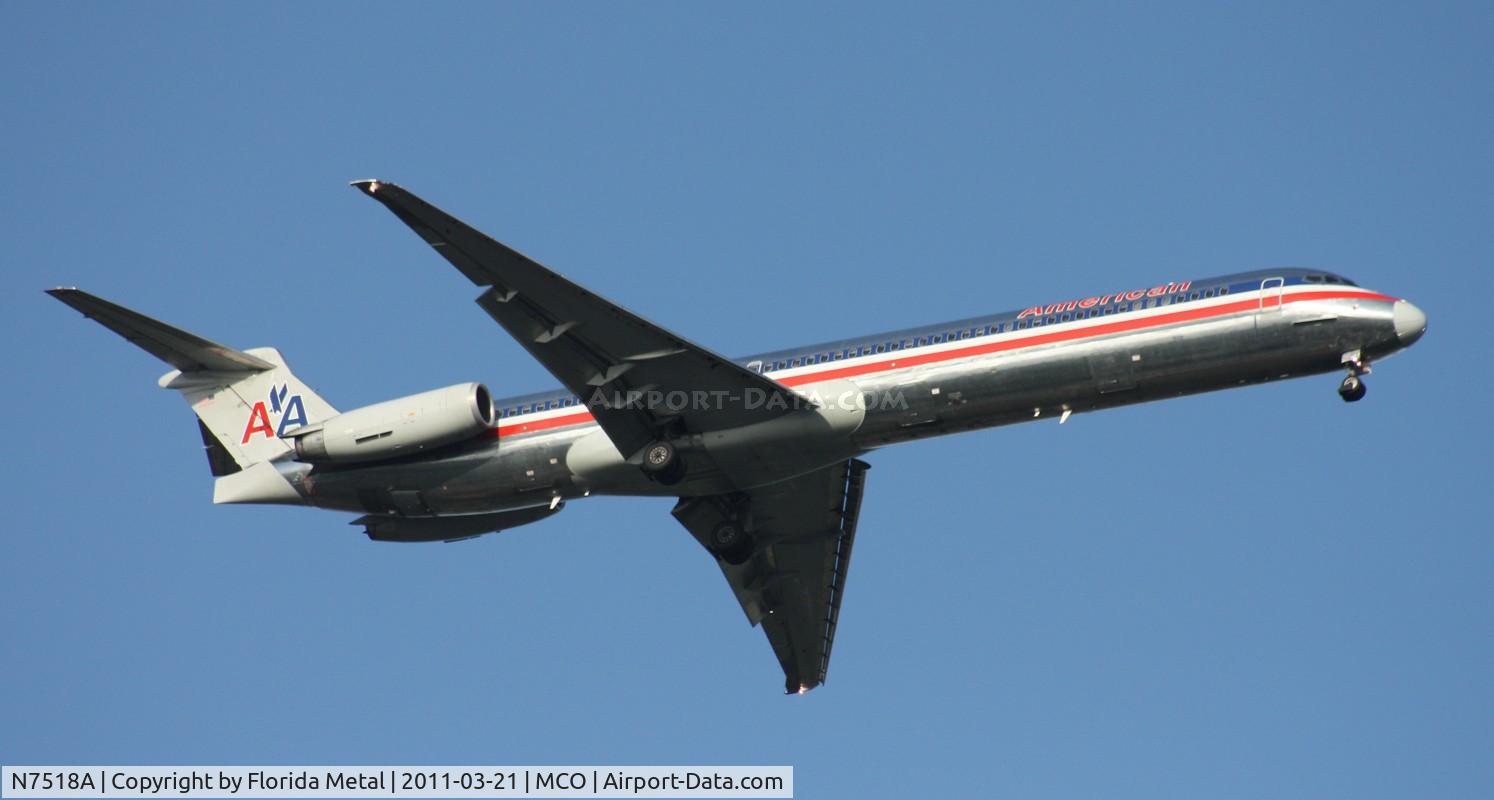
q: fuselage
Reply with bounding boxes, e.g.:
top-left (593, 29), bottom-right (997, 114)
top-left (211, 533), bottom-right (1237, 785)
top-left (296, 268), bottom-right (1426, 517)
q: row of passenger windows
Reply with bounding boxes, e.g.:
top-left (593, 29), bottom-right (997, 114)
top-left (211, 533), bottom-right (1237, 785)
top-left (750, 287), bottom-right (1230, 372)
top-left (499, 285), bottom-right (1246, 415)
top-left (501, 395), bottom-right (583, 418)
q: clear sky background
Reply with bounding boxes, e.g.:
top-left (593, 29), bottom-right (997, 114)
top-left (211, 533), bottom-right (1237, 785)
top-left (3, 3), bottom-right (1490, 798)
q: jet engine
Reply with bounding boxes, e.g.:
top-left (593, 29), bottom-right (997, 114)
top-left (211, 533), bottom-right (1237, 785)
top-left (288, 382), bottom-right (495, 463)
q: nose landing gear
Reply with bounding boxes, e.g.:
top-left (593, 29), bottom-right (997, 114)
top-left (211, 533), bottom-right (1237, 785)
top-left (1339, 374), bottom-right (1367, 402)
top-left (1339, 350), bottom-right (1370, 403)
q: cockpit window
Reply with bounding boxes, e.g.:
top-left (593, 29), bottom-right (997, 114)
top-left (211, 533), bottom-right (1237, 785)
top-left (1306, 273), bottom-right (1357, 286)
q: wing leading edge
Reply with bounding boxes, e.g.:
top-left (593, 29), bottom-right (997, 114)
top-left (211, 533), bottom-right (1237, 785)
top-left (673, 459), bottom-right (870, 693)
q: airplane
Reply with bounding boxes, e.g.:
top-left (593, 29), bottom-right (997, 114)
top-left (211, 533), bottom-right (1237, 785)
top-left (48, 180), bottom-right (1428, 694)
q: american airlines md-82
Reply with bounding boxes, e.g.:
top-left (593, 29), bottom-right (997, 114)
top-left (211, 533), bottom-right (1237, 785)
top-left (50, 181), bottom-right (1428, 693)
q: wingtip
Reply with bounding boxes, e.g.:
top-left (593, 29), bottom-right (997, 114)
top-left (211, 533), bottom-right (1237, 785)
top-left (349, 178), bottom-right (392, 195)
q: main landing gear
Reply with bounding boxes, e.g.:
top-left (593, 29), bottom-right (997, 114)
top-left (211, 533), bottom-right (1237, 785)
top-left (709, 519), bottom-right (755, 565)
top-left (671, 492), bottom-right (760, 566)
top-left (640, 439), bottom-right (686, 485)
top-left (1339, 350), bottom-right (1369, 403)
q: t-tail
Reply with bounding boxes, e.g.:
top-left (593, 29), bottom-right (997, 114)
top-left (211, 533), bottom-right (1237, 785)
top-left (47, 288), bottom-right (336, 505)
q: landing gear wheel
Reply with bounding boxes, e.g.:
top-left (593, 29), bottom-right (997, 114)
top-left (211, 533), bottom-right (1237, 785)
top-left (1339, 374), bottom-right (1367, 403)
top-left (710, 520), bottom-right (754, 565)
top-left (640, 440), bottom-right (686, 485)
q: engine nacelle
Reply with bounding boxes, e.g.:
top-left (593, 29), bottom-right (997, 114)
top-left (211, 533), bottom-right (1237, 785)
top-left (290, 383), bottom-right (495, 464)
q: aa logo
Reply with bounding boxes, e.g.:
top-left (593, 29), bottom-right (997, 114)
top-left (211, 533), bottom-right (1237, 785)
top-left (241, 383), bottom-right (307, 443)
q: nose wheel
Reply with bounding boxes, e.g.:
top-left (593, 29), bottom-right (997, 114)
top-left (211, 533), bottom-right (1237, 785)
top-left (1338, 374), bottom-right (1367, 402)
top-left (1338, 350), bottom-right (1370, 403)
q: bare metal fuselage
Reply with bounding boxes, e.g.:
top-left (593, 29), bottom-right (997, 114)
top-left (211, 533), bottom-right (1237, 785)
top-left (296, 277), bottom-right (1417, 519)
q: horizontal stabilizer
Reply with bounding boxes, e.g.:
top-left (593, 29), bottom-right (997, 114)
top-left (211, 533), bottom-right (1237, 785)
top-left (47, 288), bottom-right (274, 372)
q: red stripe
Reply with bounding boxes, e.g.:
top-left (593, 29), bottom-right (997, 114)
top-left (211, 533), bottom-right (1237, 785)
top-left (496, 289), bottom-right (1394, 436)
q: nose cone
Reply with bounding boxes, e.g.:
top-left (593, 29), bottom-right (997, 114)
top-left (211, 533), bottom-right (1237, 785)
top-left (1393, 300), bottom-right (1427, 347)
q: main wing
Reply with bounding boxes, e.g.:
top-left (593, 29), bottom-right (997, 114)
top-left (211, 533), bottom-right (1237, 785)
top-left (352, 180), bottom-right (802, 461)
top-left (673, 458), bottom-right (870, 693)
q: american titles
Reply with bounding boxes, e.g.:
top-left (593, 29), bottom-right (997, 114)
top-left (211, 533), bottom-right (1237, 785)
top-left (1017, 281), bottom-right (1192, 319)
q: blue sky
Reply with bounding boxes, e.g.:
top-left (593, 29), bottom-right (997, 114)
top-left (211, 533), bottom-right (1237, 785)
top-left (3, 3), bottom-right (1490, 797)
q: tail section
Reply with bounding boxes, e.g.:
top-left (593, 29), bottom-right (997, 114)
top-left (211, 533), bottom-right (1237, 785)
top-left (158, 345), bottom-right (338, 471)
top-left (47, 288), bottom-right (337, 483)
